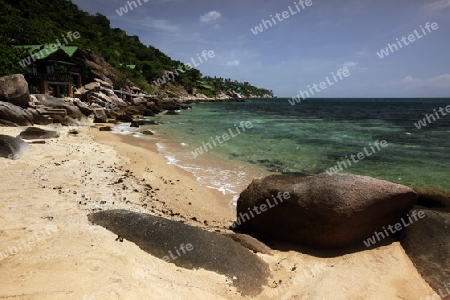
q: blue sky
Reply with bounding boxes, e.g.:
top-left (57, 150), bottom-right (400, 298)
top-left (72, 0), bottom-right (450, 98)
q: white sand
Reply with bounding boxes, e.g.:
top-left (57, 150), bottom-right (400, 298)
top-left (0, 125), bottom-right (439, 299)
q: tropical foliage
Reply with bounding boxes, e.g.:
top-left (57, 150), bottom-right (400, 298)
top-left (0, 0), bottom-right (273, 97)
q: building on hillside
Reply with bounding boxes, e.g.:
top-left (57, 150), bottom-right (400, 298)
top-left (15, 45), bottom-right (84, 97)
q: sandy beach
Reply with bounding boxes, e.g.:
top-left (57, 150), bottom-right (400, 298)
top-left (0, 125), bottom-right (440, 300)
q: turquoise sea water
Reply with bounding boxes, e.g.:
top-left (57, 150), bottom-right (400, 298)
top-left (145, 98), bottom-right (450, 194)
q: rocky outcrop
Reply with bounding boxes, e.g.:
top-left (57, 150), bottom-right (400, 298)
top-left (0, 101), bottom-right (34, 126)
top-left (94, 78), bottom-right (113, 89)
top-left (74, 80), bottom-right (128, 118)
top-left (235, 173), bottom-right (418, 249)
top-left (0, 74), bottom-right (30, 108)
top-left (88, 210), bottom-right (269, 296)
top-left (73, 99), bottom-right (93, 116)
top-left (414, 186), bottom-right (450, 209)
top-left (34, 95), bottom-right (83, 119)
top-left (18, 127), bottom-right (60, 140)
top-left (400, 209), bottom-right (450, 295)
top-left (0, 134), bottom-right (30, 159)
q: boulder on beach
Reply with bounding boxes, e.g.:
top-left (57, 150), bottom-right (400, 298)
top-left (235, 173), bottom-right (417, 249)
top-left (0, 134), bottom-right (31, 159)
top-left (18, 127), bottom-right (60, 140)
top-left (400, 209), bottom-right (450, 294)
top-left (0, 74), bottom-right (30, 108)
top-left (0, 101), bottom-right (34, 126)
top-left (88, 209), bottom-right (269, 296)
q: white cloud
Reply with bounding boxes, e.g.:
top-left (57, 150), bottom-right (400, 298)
top-left (355, 50), bottom-right (367, 57)
top-left (225, 60), bottom-right (240, 66)
top-left (401, 74), bottom-right (450, 88)
top-left (341, 61), bottom-right (368, 71)
top-left (200, 11), bottom-right (222, 23)
top-left (142, 18), bottom-right (179, 32)
top-left (423, 0), bottom-right (450, 14)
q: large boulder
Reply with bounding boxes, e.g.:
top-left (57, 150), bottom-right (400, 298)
top-left (0, 134), bottom-right (30, 159)
top-left (0, 74), bottom-right (30, 108)
top-left (34, 95), bottom-right (83, 119)
top-left (74, 82), bottom-right (101, 102)
top-left (84, 82), bottom-right (101, 92)
top-left (235, 173), bottom-right (418, 249)
top-left (18, 127), bottom-right (60, 140)
top-left (73, 99), bottom-right (93, 116)
top-left (132, 97), bottom-right (146, 106)
top-left (26, 108), bottom-right (52, 125)
top-left (88, 210), bottom-right (269, 296)
top-left (400, 209), bottom-right (450, 295)
top-left (0, 101), bottom-right (34, 126)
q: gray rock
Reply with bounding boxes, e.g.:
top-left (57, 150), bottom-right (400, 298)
top-left (0, 134), bottom-right (30, 159)
top-left (88, 210), bottom-right (269, 296)
top-left (130, 120), bottom-right (158, 127)
top-left (18, 127), bottom-right (60, 140)
top-left (34, 95), bottom-right (82, 119)
top-left (235, 173), bottom-right (417, 249)
top-left (74, 82), bottom-right (101, 102)
top-left (73, 99), bottom-right (93, 116)
top-left (94, 78), bottom-right (113, 89)
top-left (26, 108), bottom-right (52, 125)
top-left (400, 209), bottom-right (450, 295)
top-left (132, 97), bottom-right (145, 106)
top-left (84, 82), bottom-right (101, 92)
top-left (0, 101), bottom-right (34, 126)
top-left (116, 114), bottom-right (133, 123)
top-left (93, 108), bottom-right (107, 123)
top-left (0, 74), bottom-right (30, 108)
top-left (0, 119), bottom-right (19, 127)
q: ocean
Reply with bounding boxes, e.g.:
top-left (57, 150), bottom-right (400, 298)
top-left (115, 98), bottom-right (450, 202)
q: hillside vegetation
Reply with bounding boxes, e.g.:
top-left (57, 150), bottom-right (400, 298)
top-left (0, 0), bottom-right (274, 98)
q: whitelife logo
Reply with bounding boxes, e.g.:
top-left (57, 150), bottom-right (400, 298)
top-left (376, 22), bottom-right (439, 59)
top-left (191, 121), bottom-right (253, 159)
top-left (325, 140), bottom-right (388, 175)
top-left (363, 211), bottom-right (426, 247)
top-left (414, 105), bottom-right (450, 129)
top-left (250, 0), bottom-right (313, 35)
top-left (231, 192), bottom-right (291, 229)
top-left (19, 31), bottom-right (81, 68)
top-left (288, 68), bottom-right (350, 106)
top-left (116, 0), bottom-right (149, 16)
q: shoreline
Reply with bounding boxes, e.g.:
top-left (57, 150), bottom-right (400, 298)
top-left (90, 127), bottom-right (237, 229)
top-left (111, 121), bottom-right (273, 205)
top-left (0, 124), bottom-right (439, 300)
